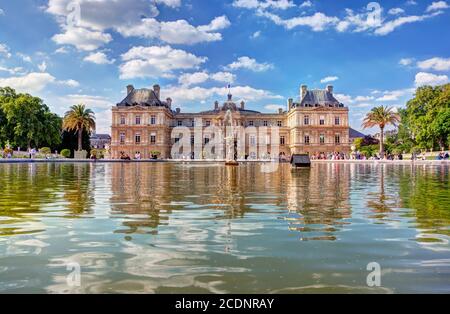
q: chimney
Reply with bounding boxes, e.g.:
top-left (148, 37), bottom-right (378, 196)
top-left (301, 85), bottom-right (307, 99)
top-left (127, 85), bottom-right (134, 95)
top-left (288, 98), bottom-right (293, 110)
top-left (153, 84), bottom-right (161, 99)
top-left (326, 85), bottom-right (334, 94)
top-left (240, 101), bottom-right (245, 110)
top-left (278, 108), bottom-right (283, 114)
top-left (176, 108), bottom-right (181, 114)
top-left (214, 101), bottom-right (219, 110)
top-left (166, 97), bottom-right (172, 109)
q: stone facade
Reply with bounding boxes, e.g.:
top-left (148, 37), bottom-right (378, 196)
top-left (111, 84), bottom-right (350, 159)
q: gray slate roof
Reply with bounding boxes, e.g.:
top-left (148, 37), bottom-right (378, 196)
top-left (295, 90), bottom-right (344, 108)
top-left (349, 128), bottom-right (366, 139)
top-left (117, 88), bottom-right (168, 107)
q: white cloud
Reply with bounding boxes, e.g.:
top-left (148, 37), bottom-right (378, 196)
top-left (162, 85), bottom-right (282, 104)
top-left (320, 76), bottom-right (339, 83)
top-left (58, 79), bottom-right (80, 88)
top-left (119, 46), bottom-right (207, 79)
top-left (0, 43), bottom-right (11, 58)
top-left (259, 10), bottom-right (339, 31)
top-left (225, 56), bottom-right (274, 72)
top-left (66, 94), bottom-right (112, 109)
top-left (0, 66), bottom-right (25, 75)
top-left (374, 88), bottom-right (415, 102)
top-left (374, 11), bottom-right (443, 36)
top-left (417, 57), bottom-right (450, 71)
top-left (0, 72), bottom-right (55, 93)
top-left (299, 1), bottom-right (313, 9)
top-left (0, 8), bottom-right (4, 16)
top-left (211, 72), bottom-right (236, 84)
top-left (17, 53), bottom-right (32, 63)
top-left (84, 52), bottom-right (115, 65)
top-left (388, 8), bottom-right (405, 15)
top-left (233, 0), bottom-right (296, 10)
top-left (251, 31), bottom-right (261, 38)
top-left (265, 104), bottom-right (285, 111)
top-left (426, 1), bottom-right (449, 12)
top-left (178, 71), bottom-right (236, 87)
top-left (38, 61), bottom-right (47, 72)
top-left (415, 72), bottom-right (449, 87)
top-left (399, 58), bottom-right (414, 66)
top-left (47, 0), bottom-right (228, 47)
top-left (354, 96), bottom-right (374, 102)
top-left (118, 16), bottom-right (231, 45)
top-left (52, 26), bottom-right (112, 51)
top-left (54, 47), bottom-right (70, 54)
top-left (178, 72), bottom-right (210, 86)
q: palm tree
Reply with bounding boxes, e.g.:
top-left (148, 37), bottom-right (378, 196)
top-left (63, 104), bottom-right (96, 151)
top-left (362, 106), bottom-right (400, 158)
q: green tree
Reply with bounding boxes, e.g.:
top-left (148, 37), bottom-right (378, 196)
top-left (0, 87), bottom-right (62, 149)
top-left (362, 106), bottom-right (401, 157)
top-left (62, 104), bottom-right (96, 151)
top-left (404, 84), bottom-right (450, 150)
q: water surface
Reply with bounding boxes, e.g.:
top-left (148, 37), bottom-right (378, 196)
top-left (0, 162), bottom-right (449, 293)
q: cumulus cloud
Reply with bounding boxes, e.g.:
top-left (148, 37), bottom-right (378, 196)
top-left (162, 85), bottom-right (283, 104)
top-left (299, 1), bottom-right (313, 9)
top-left (47, 0), bottom-right (229, 48)
top-left (225, 56), bottom-right (274, 72)
top-left (388, 8), bottom-right (405, 15)
top-left (320, 76), bottom-right (339, 83)
top-left (417, 57), bottom-right (450, 71)
top-left (426, 1), bottom-right (449, 12)
top-left (52, 26), bottom-right (112, 51)
top-left (375, 88), bottom-right (414, 101)
top-left (415, 72), bottom-right (449, 87)
top-left (0, 72), bottom-right (56, 93)
top-left (84, 52), bottom-right (115, 65)
top-left (260, 10), bottom-right (339, 31)
top-left (178, 71), bottom-right (236, 87)
top-left (65, 94), bottom-right (112, 109)
top-left (119, 46), bottom-right (207, 79)
top-left (0, 43), bottom-right (11, 58)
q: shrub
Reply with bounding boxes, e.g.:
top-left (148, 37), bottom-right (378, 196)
top-left (90, 149), bottom-right (105, 159)
top-left (39, 147), bottom-right (51, 155)
top-left (61, 149), bottom-right (71, 158)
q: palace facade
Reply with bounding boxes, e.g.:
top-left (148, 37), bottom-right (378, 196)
top-left (110, 84), bottom-right (350, 159)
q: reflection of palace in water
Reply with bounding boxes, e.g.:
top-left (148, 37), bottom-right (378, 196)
top-left (108, 163), bottom-right (352, 240)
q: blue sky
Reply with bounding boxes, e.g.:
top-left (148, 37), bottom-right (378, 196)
top-left (0, 0), bottom-right (449, 134)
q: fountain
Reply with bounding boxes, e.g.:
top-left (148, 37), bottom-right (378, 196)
top-left (224, 109), bottom-right (239, 166)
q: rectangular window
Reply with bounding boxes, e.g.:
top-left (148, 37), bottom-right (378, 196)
top-left (135, 116), bottom-right (141, 125)
top-left (335, 134), bottom-right (340, 144)
top-left (335, 117), bottom-right (340, 125)
top-left (320, 116), bottom-right (325, 125)
top-left (250, 136), bottom-right (256, 146)
top-left (177, 120), bottom-right (182, 126)
top-left (305, 135), bottom-right (310, 145)
top-left (304, 116), bottom-right (310, 125)
top-left (150, 133), bottom-right (156, 144)
top-left (320, 134), bottom-right (325, 144)
top-left (120, 132), bottom-right (126, 144)
top-left (135, 133), bottom-right (141, 144)
top-left (191, 120), bottom-right (195, 127)
top-left (277, 121), bottom-right (282, 127)
top-left (280, 136), bottom-right (285, 146)
top-left (150, 115), bottom-right (156, 125)
top-left (120, 116), bottom-right (126, 125)
top-left (263, 121), bottom-right (268, 127)
top-left (206, 120), bottom-right (211, 127)
top-left (249, 121), bottom-right (254, 126)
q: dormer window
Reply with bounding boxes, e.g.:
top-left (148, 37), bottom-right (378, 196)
top-left (177, 120), bottom-right (182, 126)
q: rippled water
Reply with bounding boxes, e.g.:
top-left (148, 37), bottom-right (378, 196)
top-left (0, 162), bottom-right (449, 293)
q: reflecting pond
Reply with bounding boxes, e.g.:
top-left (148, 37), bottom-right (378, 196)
top-left (0, 162), bottom-right (449, 293)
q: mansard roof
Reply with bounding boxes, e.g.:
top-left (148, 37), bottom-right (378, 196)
top-left (295, 89), bottom-right (344, 108)
top-left (117, 88), bottom-right (168, 108)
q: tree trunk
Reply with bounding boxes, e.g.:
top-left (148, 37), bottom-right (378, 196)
top-left (78, 129), bottom-right (83, 151)
top-left (379, 126), bottom-right (384, 158)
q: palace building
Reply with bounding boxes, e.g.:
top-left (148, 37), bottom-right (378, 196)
top-left (110, 84), bottom-right (350, 160)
